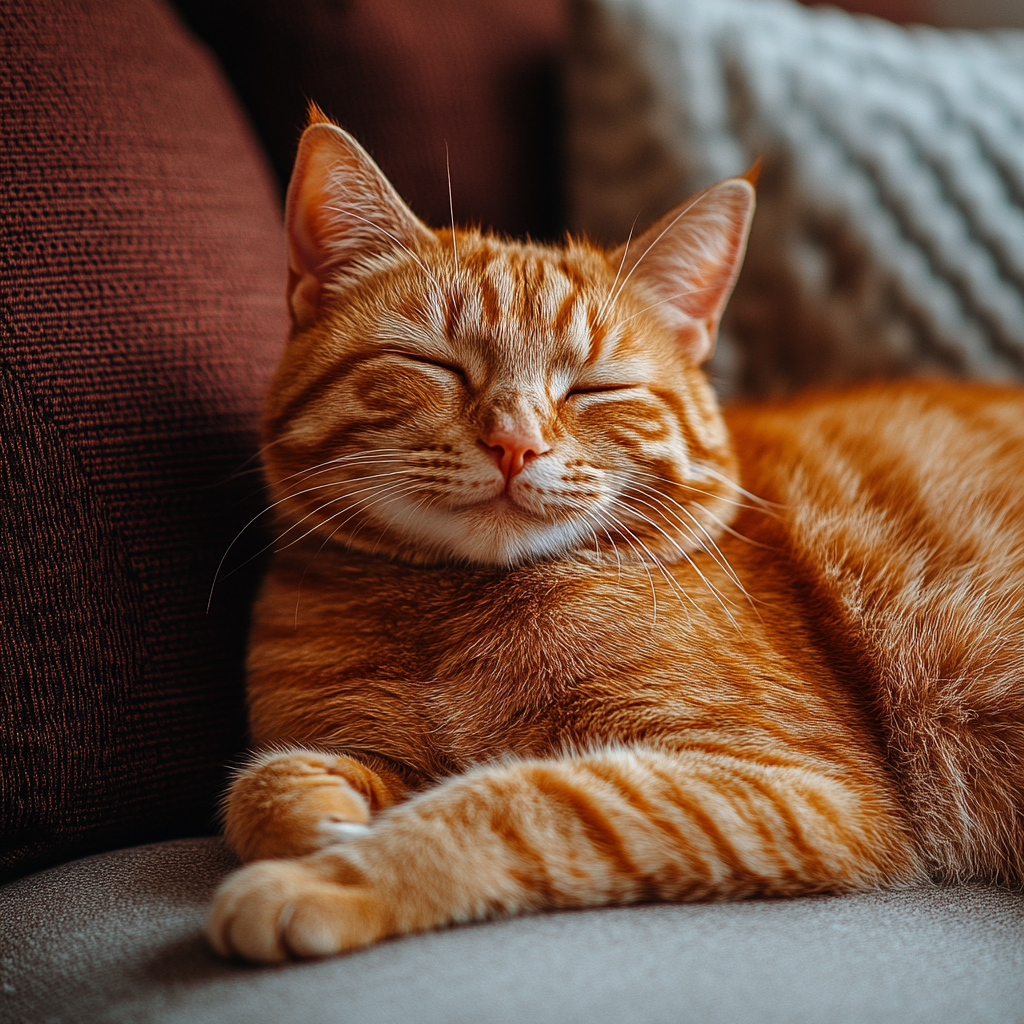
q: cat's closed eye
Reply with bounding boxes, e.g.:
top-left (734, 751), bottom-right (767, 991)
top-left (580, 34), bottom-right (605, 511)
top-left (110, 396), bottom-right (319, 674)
top-left (390, 351), bottom-right (468, 384)
top-left (565, 383), bottom-right (637, 399)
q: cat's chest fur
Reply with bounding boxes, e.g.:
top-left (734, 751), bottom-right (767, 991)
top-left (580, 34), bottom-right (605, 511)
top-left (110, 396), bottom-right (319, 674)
top-left (246, 537), bottom-right (854, 777)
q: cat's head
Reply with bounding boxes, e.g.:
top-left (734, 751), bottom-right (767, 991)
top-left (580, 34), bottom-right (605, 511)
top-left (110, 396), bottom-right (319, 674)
top-left (262, 108), bottom-right (755, 568)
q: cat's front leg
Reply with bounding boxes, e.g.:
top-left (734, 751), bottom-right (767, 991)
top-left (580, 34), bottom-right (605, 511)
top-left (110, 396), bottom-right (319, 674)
top-left (210, 744), bottom-right (924, 960)
top-left (223, 747), bottom-right (408, 862)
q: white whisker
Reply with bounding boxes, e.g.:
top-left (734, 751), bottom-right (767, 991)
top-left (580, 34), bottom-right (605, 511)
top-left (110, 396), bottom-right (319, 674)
top-left (693, 463), bottom-right (784, 510)
top-left (323, 203), bottom-right (443, 292)
top-left (592, 501), bottom-right (718, 625)
top-left (292, 480), bottom-right (432, 622)
top-left (208, 476), bottom-right (366, 609)
top-left (210, 465), bottom-right (434, 602)
top-left (276, 448), bottom-right (428, 487)
top-left (272, 477), bottom-right (420, 555)
top-left (625, 466), bottom-right (773, 515)
top-left (599, 191), bottom-right (710, 327)
top-left (445, 141), bottom-right (458, 272)
top-left (619, 477), bottom-right (751, 596)
top-left (606, 495), bottom-right (739, 628)
top-left (564, 497), bottom-right (621, 568)
top-left (625, 486), bottom-right (745, 591)
top-left (589, 507), bottom-right (661, 622)
top-left (596, 211), bottom-right (640, 327)
top-left (605, 283), bottom-right (718, 334)
top-left (219, 435), bottom-right (294, 486)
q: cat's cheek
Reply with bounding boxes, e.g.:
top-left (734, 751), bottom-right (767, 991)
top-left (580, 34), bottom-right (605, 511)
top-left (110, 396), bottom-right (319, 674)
top-left (208, 858), bottom-right (392, 962)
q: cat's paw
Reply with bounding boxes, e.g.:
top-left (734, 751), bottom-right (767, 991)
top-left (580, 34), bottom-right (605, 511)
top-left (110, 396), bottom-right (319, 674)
top-left (225, 749), bottom-right (375, 862)
top-left (208, 857), bottom-right (390, 962)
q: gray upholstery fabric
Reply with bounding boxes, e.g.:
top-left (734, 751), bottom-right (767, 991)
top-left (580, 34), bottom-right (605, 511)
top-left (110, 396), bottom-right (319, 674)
top-left (2, 839), bottom-right (1023, 1023)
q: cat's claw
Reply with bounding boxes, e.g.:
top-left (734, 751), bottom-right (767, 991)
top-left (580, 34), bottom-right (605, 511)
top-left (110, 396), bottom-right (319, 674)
top-left (318, 819), bottom-right (373, 844)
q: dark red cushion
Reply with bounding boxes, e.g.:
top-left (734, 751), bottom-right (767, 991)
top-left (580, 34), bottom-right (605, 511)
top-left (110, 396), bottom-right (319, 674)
top-left (174, 0), bottom-right (570, 239)
top-left (1, 0), bottom-right (289, 880)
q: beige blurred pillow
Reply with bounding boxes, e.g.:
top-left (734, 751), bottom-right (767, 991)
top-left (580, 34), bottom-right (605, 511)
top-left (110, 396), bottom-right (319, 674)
top-left (567, 0), bottom-right (1024, 398)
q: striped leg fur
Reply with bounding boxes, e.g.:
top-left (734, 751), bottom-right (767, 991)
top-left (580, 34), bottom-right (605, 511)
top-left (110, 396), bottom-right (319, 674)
top-left (209, 745), bottom-right (922, 961)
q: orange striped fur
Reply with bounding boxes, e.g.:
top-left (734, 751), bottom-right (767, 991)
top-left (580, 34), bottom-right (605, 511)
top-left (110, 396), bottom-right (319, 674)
top-left (208, 110), bottom-right (1024, 962)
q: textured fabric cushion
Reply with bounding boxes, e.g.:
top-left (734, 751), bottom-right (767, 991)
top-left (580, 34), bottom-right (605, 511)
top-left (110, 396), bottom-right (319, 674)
top-left (0, 0), bottom-right (289, 881)
top-left (567, 0), bottom-right (1024, 398)
top-left (2, 839), bottom-right (1023, 1024)
top-left (173, 0), bottom-right (569, 240)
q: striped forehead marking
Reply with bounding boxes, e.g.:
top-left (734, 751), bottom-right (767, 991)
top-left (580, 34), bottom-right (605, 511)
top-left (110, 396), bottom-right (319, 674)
top-left (456, 248), bottom-right (597, 356)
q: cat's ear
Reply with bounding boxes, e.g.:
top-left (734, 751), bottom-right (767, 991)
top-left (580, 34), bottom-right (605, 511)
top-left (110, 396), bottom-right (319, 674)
top-left (285, 108), bottom-right (436, 330)
top-left (609, 172), bottom-right (756, 363)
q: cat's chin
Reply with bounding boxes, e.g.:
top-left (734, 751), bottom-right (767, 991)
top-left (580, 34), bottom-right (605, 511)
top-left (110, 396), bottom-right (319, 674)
top-left (464, 493), bottom-right (532, 517)
top-left (446, 494), bottom-right (572, 565)
top-left (365, 491), bottom-right (588, 567)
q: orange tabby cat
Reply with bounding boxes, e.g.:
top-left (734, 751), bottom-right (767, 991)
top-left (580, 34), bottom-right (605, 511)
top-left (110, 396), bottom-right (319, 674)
top-left (208, 107), bottom-right (1024, 962)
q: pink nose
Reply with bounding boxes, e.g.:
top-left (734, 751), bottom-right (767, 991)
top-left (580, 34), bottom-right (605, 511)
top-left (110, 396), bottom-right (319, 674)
top-left (479, 426), bottom-right (551, 483)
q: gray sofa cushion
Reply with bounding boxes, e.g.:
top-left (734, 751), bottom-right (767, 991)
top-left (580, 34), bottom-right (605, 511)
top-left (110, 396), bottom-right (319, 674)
top-left (2, 838), bottom-right (1023, 1023)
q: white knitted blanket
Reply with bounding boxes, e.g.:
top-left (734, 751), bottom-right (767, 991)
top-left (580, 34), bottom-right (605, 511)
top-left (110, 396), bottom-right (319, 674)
top-left (568, 0), bottom-right (1024, 397)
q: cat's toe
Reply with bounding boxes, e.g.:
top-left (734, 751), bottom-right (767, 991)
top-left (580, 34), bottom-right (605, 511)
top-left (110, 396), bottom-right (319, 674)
top-left (280, 882), bottom-right (387, 958)
top-left (208, 859), bottom-right (389, 962)
top-left (209, 859), bottom-right (297, 961)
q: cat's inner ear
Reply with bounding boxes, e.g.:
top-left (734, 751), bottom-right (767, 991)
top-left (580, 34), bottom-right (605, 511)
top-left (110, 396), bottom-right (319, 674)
top-left (609, 176), bottom-right (756, 364)
top-left (285, 117), bottom-right (436, 330)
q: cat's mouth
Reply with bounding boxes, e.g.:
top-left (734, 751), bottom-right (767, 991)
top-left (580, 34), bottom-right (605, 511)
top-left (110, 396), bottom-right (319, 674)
top-left (457, 491), bottom-right (553, 526)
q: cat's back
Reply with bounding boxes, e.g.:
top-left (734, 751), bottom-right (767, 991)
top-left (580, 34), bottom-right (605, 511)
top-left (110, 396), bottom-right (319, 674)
top-left (728, 379), bottom-right (1024, 654)
top-left (728, 379), bottom-right (1024, 880)
top-left (730, 379), bottom-right (1024, 505)
top-left (728, 379), bottom-right (1024, 595)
